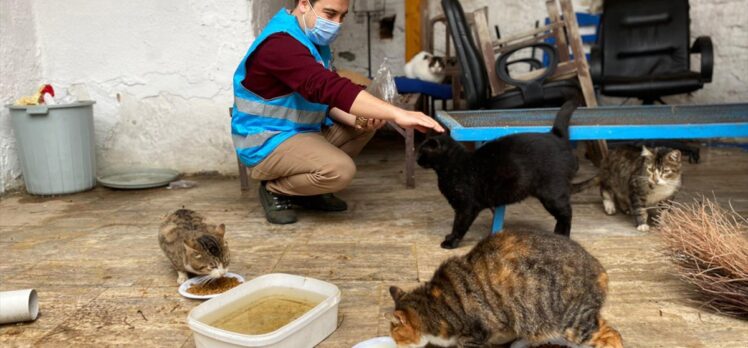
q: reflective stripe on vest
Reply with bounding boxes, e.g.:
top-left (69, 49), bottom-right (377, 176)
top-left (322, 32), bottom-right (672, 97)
top-left (232, 131), bottom-right (281, 150)
top-left (234, 97), bottom-right (326, 125)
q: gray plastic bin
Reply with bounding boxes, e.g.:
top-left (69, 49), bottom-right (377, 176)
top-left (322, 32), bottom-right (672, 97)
top-left (7, 101), bottom-right (97, 195)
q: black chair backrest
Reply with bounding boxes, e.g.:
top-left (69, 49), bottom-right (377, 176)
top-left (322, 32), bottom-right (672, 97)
top-left (441, 0), bottom-right (487, 109)
top-left (600, 0), bottom-right (691, 78)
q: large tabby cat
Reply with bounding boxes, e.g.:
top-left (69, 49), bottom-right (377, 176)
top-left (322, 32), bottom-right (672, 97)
top-left (158, 209), bottom-right (230, 284)
top-left (387, 230), bottom-right (622, 348)
top-left (599, 145), bottom-right (682, 231)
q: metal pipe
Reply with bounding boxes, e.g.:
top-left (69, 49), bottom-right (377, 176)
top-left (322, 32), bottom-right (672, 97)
top-left (367, 11), bottom-right (372, 78)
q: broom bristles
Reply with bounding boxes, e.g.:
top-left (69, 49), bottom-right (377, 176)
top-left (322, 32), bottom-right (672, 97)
top-left (656, 197), bottom-right (748, 318)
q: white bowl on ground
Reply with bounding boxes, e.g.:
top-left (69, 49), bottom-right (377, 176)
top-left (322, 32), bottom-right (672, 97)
top-left (353, 336), bottom-right (397, 348)
top-left (179, 273), bottom-right (245, 300)
top-left (187, 273), bottom-right (341, 348)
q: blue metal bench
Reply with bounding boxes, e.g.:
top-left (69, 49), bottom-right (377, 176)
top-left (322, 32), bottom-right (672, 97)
top-left (435, 103), bottom-right (748, 233)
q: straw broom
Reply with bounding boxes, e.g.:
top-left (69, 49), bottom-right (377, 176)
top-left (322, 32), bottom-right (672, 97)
top-left (656, 197), bottom-right (748, 319)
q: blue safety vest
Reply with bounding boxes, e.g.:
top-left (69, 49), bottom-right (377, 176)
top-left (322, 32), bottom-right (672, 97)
top-left (231, 9), bottom-right (333, 166)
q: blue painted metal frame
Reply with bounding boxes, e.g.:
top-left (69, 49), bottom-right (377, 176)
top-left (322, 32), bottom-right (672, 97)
top-left (449, 123), bottom-right (748, 142)
top-left (435, 103), bottom-right (748, 234)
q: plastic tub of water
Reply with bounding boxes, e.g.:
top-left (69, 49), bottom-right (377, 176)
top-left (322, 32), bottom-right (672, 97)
top-left (187, 273), bottom-right (341, 348)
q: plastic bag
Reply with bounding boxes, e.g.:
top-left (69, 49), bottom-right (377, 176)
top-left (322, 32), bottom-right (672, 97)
top-left (14, 85), bottom-right (55, 106)
top-left (167, 180), bottom-right (198, 190)
top-left (14, 84), bottom-right (81, 106)
top-left (366, 58), bottom-right (399, 103)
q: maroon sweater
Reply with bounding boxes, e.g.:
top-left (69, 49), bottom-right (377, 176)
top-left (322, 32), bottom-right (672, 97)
top-left (242, 33), bottom-right (363, 113)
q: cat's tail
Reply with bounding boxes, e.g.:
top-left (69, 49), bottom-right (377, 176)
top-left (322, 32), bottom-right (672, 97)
top-left (571, 175), bottom-right (599, 193)
top-left (551, 98), bottom-right (579, 140)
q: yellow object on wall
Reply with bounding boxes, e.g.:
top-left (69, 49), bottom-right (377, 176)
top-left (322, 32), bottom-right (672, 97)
top-left (405, 0), bottom-right (426, 61)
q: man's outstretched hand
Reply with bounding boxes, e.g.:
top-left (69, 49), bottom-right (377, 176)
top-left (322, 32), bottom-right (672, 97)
top-left (393, 110), bottom-right (445, 133)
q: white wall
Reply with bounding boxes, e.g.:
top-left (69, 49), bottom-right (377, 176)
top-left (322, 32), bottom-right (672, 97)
top-left (0, 0), bottom-right (42, 194)
top-left (1, 0), bottom-right (262, 194)
top-left (671, 0), bottom-right (748, 103)
top-left (31, 0), bottom-right (254, 176)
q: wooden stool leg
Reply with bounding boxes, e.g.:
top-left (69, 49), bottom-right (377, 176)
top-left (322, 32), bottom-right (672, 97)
top-left (559, 0), bottom-right (608, 165)
top-left (405, 128), bottom-right (416, 188)
top-left (237, 156), bottom-right (250, 191)
top-left (492, 205), bottom-right (506, 233)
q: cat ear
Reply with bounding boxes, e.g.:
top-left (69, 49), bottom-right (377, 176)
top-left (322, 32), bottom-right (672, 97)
top-left (212, 224), bottom-right (226, 238)
top-left (384, 311), bottom-right (400, 325)
top-left (385, 311), bottom-right (407, 325)
top-left (420, 137), bottom-right (440, 150)
top-left (389, 286), bottom-right (405, 302)
top-left (160, 225), bottom-right (179, 243)
top-left (393, 310), bottom-right (408, 326)
top-left (183, 239), bottom-right (199, 255)
top-left (667, 150), bottom-right (681, 162)
top-left (641, 146), bottom-right (654, 158)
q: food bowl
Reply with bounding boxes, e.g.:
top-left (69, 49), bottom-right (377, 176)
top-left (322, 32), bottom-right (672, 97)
top-left (97, 167), bottom-right (180, 189)
top-left (179, 273), bottom-right (245, 300)
top-left (353, 336), bottom-right (397, 348)
top-left (187, 273), bottom-right (341, 348)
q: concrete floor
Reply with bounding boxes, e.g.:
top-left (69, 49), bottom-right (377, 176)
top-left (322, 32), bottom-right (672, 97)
top-left (1, 137), bottom-right (747, 348)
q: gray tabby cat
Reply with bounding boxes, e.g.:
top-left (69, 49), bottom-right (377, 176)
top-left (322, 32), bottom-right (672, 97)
top-left (158, 209), bottom-right (230, 284)
top-left (599, 145), bottom-right (682, 231)
top-left (387, 230), bottom-right (622, 348)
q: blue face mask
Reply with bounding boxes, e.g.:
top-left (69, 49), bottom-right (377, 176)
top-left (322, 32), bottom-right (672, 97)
top-left (302, 6), bottom-right (341, 46)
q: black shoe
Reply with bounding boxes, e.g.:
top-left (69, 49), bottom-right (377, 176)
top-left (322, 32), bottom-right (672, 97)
top-left (258, 183), bottom-right (297, 224)
top-left (293, 193), bottom-right (348, 212)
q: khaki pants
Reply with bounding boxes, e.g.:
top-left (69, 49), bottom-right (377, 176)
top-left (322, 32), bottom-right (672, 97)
top-left (250, 124), bottom-right (376, 196)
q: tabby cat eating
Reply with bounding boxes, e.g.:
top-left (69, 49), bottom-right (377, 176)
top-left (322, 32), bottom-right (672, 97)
top-left (387, 230), bottom-right (623, 348)
top-left (158, 209), bottom-right (230, 284)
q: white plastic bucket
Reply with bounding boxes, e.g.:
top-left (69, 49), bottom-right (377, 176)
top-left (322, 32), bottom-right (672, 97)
top-left (187, 274), bottom-right (340, 348)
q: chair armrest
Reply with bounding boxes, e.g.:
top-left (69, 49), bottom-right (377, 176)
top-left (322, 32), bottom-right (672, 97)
top-left (691, 36), bottom-right (713, 83)
top-left (496, 43), bottom-right (558, 86)
top-left (506, 58), bottom-right (544, 71)
top-left (590, 44), bottom-right (602, 84)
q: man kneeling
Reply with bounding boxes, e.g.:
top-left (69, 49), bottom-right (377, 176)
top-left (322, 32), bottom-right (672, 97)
top-left (231, 0), bottom-right (443, 224)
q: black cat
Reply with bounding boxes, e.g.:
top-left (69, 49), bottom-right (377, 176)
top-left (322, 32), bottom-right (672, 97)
top-left (418, 100), bottom-right (584, 249)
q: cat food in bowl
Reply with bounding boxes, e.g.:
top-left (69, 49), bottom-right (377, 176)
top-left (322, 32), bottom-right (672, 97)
top-left (187, 273), bottom-right (340, 348)
top-left (179, 273), bottom-right (245, 300)
top-left (353, 337), bottom-right (397, 348)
